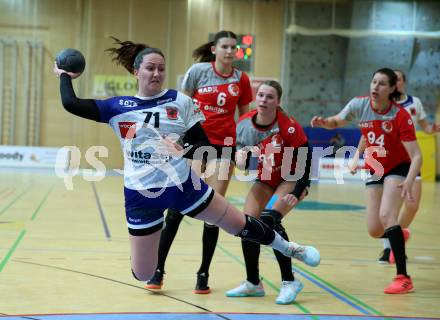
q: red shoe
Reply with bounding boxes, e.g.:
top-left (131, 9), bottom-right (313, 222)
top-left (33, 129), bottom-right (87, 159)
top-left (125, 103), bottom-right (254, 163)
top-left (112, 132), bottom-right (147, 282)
top-left (389, 228), bottom-right (411, 264)
top-left (384, 275), bottom-right (414, 294)
top-left (145, 269), bottom-right (164, 290)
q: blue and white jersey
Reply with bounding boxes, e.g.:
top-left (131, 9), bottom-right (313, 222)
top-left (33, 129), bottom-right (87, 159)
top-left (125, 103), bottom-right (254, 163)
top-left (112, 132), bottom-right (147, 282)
top-left (95, 89), bottom-right (205, 190)
top-left (396, 95), bottom-right (426, 124)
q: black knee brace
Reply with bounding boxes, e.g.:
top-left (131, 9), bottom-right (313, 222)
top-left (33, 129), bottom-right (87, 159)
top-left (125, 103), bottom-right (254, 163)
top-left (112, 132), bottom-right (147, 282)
top-left (237, 214), bottom-right (275, 246)
top-left (260, 209), bottom-right (283, 229)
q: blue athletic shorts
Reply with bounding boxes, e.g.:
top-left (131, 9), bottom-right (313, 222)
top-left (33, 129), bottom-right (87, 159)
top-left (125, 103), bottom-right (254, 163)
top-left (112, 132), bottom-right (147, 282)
top-left (124, 173), bottom-right (214, 236)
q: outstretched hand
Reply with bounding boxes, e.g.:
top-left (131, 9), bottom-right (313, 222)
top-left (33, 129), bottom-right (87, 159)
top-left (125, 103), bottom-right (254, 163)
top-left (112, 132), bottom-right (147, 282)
top-left (310, 116), bottom-right (327, 128)
top-left (432, 123), bottom-right (440, 133)
top-left (53, 61), bottom-right (81, 79)
top-left (279, 194), bottom-right (299, 208)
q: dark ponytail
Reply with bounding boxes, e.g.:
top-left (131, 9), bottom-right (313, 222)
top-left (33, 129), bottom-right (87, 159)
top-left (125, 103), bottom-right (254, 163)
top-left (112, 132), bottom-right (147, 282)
top-left (192, 30), bottom-right (237, 62)
top-left (106, 36), bottom-right (164, 74)
top-left (373, 68), bottom-right (400, 100)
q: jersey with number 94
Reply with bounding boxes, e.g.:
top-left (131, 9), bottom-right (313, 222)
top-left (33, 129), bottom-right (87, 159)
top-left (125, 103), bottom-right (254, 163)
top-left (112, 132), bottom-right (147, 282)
top-left (181, 62), bottom-right (253, 146)
top-left (338, 96), bottom-right (416, 174)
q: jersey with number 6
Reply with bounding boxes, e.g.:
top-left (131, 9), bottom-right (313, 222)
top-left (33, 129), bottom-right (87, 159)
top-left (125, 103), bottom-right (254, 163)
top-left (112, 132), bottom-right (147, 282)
top-left (181, 62), bottom-right (253, 146)
top-left (338, 96), bottom-right (416, 174)
top-left (94, 89), bottom-right (205, 190)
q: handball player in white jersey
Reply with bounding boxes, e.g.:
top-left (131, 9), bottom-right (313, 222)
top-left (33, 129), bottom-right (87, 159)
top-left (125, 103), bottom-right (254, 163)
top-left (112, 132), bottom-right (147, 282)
top-left (54, 37), bottom-right (319, 287)
top-left (147, 31), bottom-right (253, 293)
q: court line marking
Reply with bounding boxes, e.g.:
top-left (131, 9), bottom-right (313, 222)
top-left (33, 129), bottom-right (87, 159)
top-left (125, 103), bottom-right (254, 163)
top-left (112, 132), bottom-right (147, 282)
top-left (0, 230), bottom-right (26, 273)
top-left (0, 185), bottom-right (33, 216)
top-left (0, 184), bottom-right (56, 273)
top-left (216, 244), bottom-right (317, 318)
top-left (30, 184), bottom-right (56, 221)
top-left (91, 182), bottom-right (111, 241)
top-left (292, 263), bottom-right (384, 317)
top-left (10, 260), bottom-right (234, 320)
top-left (183, 217), bottom-right (315, 317)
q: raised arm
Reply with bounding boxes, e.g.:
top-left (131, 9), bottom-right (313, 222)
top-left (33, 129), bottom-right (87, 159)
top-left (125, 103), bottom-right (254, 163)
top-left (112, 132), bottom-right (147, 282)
top-left (54, 63), bottom-right (100, 121)
top-left (310, 115), bottom-right (348, 129)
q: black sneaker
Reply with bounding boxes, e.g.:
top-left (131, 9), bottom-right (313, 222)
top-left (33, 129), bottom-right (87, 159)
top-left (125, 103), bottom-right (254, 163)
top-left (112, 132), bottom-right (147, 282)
top-left (193, 272), bottom-right (211, 294)
top-left (145, 269), bottom-right (164, 289)
top-left (378, 248), bottom-right (390, 264)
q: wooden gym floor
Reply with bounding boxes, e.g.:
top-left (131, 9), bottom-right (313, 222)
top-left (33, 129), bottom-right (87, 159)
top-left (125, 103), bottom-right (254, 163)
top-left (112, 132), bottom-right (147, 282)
top-left (0, 168), bottom-right (439, 320)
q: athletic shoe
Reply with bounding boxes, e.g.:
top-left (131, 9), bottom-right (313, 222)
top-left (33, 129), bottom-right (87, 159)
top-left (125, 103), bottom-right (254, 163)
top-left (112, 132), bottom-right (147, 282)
top-left (225, 280), bottom-right (265, 297)
top-left (384, 274), bottom-right (414, 294)
top-left (285, 243), bottom-right (321, 267)
top-left (275, 280), bottom-right (304, 305)
top-left (145, 269), bottom-right (164, 290)
top-left (193, 272), bottom-right (211, 294)
top-left (378, 248), bottom-right (391, 264)
top-left (389, 228), bottom-right (411, 264)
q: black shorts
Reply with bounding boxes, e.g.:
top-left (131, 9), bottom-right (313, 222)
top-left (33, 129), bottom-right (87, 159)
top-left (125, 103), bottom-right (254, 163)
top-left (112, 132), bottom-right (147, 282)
top-left (366, 162), bottom-right (410, 187)
top-left (193, 144), bottom-right (236, 164)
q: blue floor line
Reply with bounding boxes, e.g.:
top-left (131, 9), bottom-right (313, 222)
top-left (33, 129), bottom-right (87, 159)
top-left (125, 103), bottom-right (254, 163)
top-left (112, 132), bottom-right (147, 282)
top-left (0, 313), bottom-right (435, 320)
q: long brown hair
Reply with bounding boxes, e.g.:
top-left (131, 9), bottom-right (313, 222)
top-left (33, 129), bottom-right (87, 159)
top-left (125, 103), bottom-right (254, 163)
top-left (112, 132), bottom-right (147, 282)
top-left (105, 36), bottom-right (164, 74)
top-left (192, 30), bottom-right (237, 63)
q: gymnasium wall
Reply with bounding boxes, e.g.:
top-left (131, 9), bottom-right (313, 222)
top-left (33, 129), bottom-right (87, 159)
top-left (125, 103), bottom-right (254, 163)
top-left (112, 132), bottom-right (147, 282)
top-left (283, 0), bottom-right (440, 128)
top-left (0, 0), bottom-right (285, 169)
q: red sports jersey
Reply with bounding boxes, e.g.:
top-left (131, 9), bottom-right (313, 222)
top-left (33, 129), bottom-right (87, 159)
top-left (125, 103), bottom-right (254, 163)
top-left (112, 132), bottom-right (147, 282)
top-left (339, 96), bottom-right (416, 174)
top-left (236, 108), bottom-right (308, 187)
top-left (181, 62), bottom-right (253, 145)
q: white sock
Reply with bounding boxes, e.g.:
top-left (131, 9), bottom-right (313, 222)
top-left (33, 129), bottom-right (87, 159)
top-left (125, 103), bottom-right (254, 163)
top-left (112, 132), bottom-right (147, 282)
top-left (383, 238), bottom-right (391, 249)
top-left (269, 232), bottom-right (291, 253)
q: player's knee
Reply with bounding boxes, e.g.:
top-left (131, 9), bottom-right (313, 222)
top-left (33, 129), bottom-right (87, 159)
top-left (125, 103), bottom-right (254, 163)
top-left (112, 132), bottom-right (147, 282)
top-left (404, 202), bottom-right (419, 215)
top-left (131, 269), bottom-right (144, 281)
top-left (368, 226), bottom-right (384, 238)
top-left (260, 209), bottom-right (283, 229)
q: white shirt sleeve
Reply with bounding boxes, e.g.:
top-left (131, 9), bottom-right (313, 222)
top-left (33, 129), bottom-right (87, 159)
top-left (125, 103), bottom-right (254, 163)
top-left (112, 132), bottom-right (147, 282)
top-left (413, 96), bottom-right (427, 121)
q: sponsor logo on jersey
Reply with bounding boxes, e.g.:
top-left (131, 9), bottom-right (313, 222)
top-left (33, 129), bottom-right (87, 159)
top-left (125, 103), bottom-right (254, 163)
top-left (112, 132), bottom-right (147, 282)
top-left (408, 119), bottom-right (413, 126)
top-left (166, 107), bottom-right (178, 120)
top-left (381, 121), bottom-right (393, 133)
top-left (126, 149), bottom-right (171, 164)
top-left (409, 108), bottom-right (416, 116)
top-left (119, 99), bottom-right (138, 107)
top-left (198, 86), bottom-right (219, 95)
top-left (288, 127), bottom-right (295, 134)
top-left (271, 134), bottom-right (283, 147)
top-left (119, 122), bottom-right (137, 138)
top-left (228, 83), bottom-right (240, 96)
top-left (156, 97), bottom-right (174, 105)
top-left (359, 122), bottom-right (373, 128)
top-left (204, 105), bottom-right (225, 114)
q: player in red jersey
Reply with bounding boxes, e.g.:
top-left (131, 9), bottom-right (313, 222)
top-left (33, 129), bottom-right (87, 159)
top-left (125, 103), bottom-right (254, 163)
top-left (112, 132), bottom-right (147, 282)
top-left (226, 80), bottom-right (319, 304)
top-left (311, 68), bottom-right (422, 294)
top-left (350, 70), bottom-right (440, 264)
top-left (146, 31), bottom-right (253, 293)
